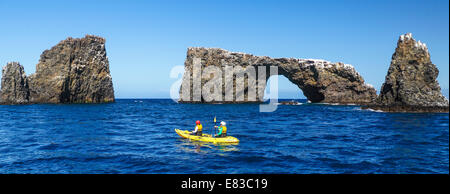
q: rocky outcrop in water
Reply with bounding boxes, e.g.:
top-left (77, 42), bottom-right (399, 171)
top-left (0, 62), bottom-right (30, 104)
top-left (0, 35), bottom-right (115, 105)
top-left (179, 47), bottom-right (376, 104)
top-left (280, 100), bottom-right (301, 105)
top-left (366, 33), bottom-right (449, 112)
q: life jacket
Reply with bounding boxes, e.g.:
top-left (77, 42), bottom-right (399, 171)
top-left (196, 124), bottom-right (203, 131)
top-left (220, 126), bottom-right (227, 134)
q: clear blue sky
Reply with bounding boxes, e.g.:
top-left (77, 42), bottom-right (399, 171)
top-left (0, 0), bottom-right (448, 98)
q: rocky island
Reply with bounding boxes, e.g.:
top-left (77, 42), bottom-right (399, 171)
top-left (179, 33), bottom-right (449, 113)
top-left (0, 35), bottom-right (114, 105)
top-left (366, 33), bottom-right (449, 112)
top-left (179, 47), bottom-right (377, 104)
top-left (1, 33), bottom-right (447, 113)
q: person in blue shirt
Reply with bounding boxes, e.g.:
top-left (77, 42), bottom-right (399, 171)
top-left (214, 121), bottom-right (227, 137)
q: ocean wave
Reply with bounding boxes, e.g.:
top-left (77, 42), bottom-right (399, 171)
top-left (366, 108), bottom-right (384, 112)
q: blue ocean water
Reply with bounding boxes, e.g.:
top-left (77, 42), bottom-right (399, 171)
top-left (0, 99), bottom-right (448, 174)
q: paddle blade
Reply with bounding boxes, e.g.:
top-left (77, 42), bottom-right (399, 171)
top-left (214, 116), bottom-right (216, 122)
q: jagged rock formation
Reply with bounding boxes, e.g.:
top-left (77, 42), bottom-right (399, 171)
top-left (367, 33), bottom-right (449, 112)
top-left (0, 35), bottom-right (115, 105)
top-left (179, 47), bottom-right (377, 104)
top-left (0, 62), bottom-right (30, 104)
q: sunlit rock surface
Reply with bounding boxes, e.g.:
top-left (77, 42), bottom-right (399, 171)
top-left (1, 35), bottom-right (115, 104)
top-left (367, 33), bottom-right (449, 112)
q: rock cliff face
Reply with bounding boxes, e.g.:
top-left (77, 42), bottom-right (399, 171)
top-left (0, 35), bottom-right (114, 104)
top-left (367, 33), bottom-right (449, 112)
top-left (179, 47), bottom-right (377, 104)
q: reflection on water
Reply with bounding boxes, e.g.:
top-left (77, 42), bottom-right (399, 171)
top-left (176, 139), bottom-right (239, 155)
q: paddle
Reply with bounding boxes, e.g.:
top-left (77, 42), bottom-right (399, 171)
top-left (213, 116), bottom-right (217, 138)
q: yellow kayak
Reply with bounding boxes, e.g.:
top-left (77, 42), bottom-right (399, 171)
top-left (175, 129), bottom-right (239, 144)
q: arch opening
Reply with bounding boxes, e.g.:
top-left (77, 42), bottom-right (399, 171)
top-left (263, 75), bottom-right (305, 101)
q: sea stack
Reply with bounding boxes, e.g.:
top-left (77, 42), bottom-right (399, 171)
top-left (367, 33), bottom-right (449, 112)
top-left (0, 62), bottom-right (30, 104)
top-left (179, 47), bottom-right (376, 104)
top-left (0, 35), bottom-right (115, 105)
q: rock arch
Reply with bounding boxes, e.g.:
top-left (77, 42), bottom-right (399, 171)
top-left (179, 47), bottom-right (376, 104)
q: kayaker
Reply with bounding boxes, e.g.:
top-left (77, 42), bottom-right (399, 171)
top-left (214, 121), bottom-right (227, 137)
top-left (191, 120), bottom-right (203, 136)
